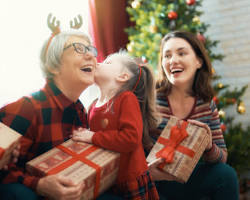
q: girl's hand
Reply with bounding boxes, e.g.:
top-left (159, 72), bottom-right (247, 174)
top-left (187, 119), bottom-right (213, 150)
top-left (72, 128), bottom-right (94, 144)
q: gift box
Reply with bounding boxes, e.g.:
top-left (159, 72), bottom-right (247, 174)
top-left (147, 116), bottom-right (209, 183)
top-left (26, 139), bottom-right (120, 200)
top-left (0, 122), bottom-right (22, 169)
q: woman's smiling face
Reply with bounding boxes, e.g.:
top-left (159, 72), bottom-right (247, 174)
top-left (161, 37), bottom-right (202, 89)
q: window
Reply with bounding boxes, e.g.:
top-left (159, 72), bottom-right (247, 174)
top-left (0, 0), bottom-right (91, 106)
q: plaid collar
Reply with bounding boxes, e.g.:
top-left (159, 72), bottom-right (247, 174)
top-left (45, 79), bottom-right (76, 110)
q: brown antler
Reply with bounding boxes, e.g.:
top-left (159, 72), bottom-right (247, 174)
top-left (47, 13), bottom-right (60, 35)
top-left (70, 15), bottom-right (83, 29)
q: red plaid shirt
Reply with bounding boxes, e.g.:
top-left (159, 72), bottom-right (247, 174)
top-left (0, 79), bottom-right (88, 190)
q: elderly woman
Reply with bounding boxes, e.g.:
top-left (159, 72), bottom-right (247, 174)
top-left (0, 28), bottom-right (97, 199)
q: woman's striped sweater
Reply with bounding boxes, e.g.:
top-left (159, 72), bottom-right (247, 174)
top-left (150, 92), bottom-right (227, 163)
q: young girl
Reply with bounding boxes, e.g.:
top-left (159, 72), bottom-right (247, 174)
top-left (148, 31), bottom-right (239, 200)
top-left (72, 51), bottom-right (159, 199)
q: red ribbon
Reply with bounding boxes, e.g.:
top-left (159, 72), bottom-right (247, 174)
top-left (47, 144), bottom-right (101, 199)
top-left (156, 121), bottom-right (195, 168)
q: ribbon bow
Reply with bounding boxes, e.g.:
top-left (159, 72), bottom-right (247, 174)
top-left (156, 121), bottom-right (188, 163)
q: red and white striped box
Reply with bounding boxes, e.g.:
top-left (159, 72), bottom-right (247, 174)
top-left (0, 122), bottom-right (21, 169)
top-left (26, 139), bottom-right (120, 200)
top-left (147, 116), bottom-right (209, 183)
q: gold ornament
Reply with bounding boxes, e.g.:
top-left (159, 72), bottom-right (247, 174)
top-left (149, 25), bottom-right (158, 33)
top-left (218, 109), bottom-right (226, 118)
top-left (212, 67), bottom-right (215, 75)
top-left (237, 102), bottom-right (246, 114)
top-left (127, 43), bottom-right (133, 52)
top-left (217, 83), bottom-right (224, 89)
top-left (192, 16), bottom-right (201, 24)
top-left (131, 0), bottom-right (141, 9)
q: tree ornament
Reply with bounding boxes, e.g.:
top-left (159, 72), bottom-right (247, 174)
top-left (213, 96), bottom-right (219, 105)
top-left (218, 109), bottom-right (226, 118)
top-left (186, 0), bottom-right (196, 5)
top-left (237, 101), bottom-right (246, 114)
top-left (127, 43), bottom-right (133, 52)
top-left (131, 0), bottom-right (141, 9)
top-left (197, 33), bottom-right (206, 43)
top-left (142, 56), bottom-right (147, 63)
top-left (168, 11), bottom-right (178, 20)
top-left (149, 25), bottom-right (158, 33)
top-left (220, 123), bottom-right (227, 132)
top-left (227, 98), bottom-right (236, 104)
top-left (217, 83), bottom-right (224, 89)
top-left (212, 67), bottom-right (216, 75)
top-left (192, 16), bottom-right (201, 24)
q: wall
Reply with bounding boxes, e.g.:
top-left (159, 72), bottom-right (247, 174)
top-left (200, 0), bottom-right (250, 127)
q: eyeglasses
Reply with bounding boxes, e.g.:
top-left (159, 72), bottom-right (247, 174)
top-left (64, 43), bottom-right (98, 57)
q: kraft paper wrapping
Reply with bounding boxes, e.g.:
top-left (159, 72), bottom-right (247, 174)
top-left (147, 116), bottom-right (209, 182)
top-left (0, 122), bottom-right (21, 169)
top-left (26, 139), bottom-right (120, 200)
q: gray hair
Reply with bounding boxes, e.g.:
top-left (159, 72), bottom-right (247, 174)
top-left (40, 31), bottom-right (91, 78)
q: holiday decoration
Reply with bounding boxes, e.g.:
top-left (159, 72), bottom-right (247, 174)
top-left (197, 33), bottom-right (206, 43)
top-left (126, 0), bottom-right (249, 177)
top-left (142, 56), bottom-right (147, 63)
top-left (217, 83), bottom-right (224, 89)
top-left (149, 25), bottom-right (158, 33)
top-left (213, 96), bottom-right (219, 105)
top-left (186, 0), bottom-right (196, 6)
top-left (220, 123), bottom-right (227, 132)
top-left (168, 11), bottom-right (178, 20)
top-left (237, 101), bottom-right (246, 114)
top-left (27, 139), bottom-right (120, 200)
top-left (192, 16), bottom-right (201, 24)
top-left (131, 0), bottom-right (141, 9)
top-left (218, 109), bottom-right (226, 119)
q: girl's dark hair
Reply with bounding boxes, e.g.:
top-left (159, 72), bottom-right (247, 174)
top-left (157, 31), bottom-right (214, 102)
top-left (110, 51), bottom-right (158, 149)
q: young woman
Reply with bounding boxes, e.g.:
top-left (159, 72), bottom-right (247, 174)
top-left (72, 51), bottom-right (159, 200)
top-left (148, 31), bottom-right (239, 200)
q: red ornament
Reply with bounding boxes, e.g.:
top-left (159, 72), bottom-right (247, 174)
top-left (168, 11), bottom-right (178, 20)
top-left (227, 98), bottom-right (236, 104)
top-left (142, 56), bottom-right (147, 63)
top-left (213, 96), bottom-right (219, 105)
top-left (186, 0), bottom-right (196, 5)
top-left (220, 124), bottom-right (227, 132)
top-left (197, 33), bottom-right (206, 43)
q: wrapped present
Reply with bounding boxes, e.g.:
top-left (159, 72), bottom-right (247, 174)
top-left (0, 122), bottom-right (22, 169)
top-left (147, 116), bottom-right (209, 182)
top-left (26, 139), bottom-right (120, 200)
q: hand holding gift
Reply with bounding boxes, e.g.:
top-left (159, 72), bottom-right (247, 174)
top-left (37, 174), bottom-right (85, 200)
top-left (0, 123), bottom-right (21, 170)
top-left (146, 116), bottom-right (209, 183)
top-left (72, 128), bottom-right (95, 144)
top-left (187, 119), bottom-right (213, 151)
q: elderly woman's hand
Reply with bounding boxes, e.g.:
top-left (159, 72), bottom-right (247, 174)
top-left (148, 158), bottom-right (182, 182)
top-left (2, 144), bottom-right (20, 170)
top-left (72, 128), bottom-right (94, 144)
top-left (37, 174), bottom-right (85, 200)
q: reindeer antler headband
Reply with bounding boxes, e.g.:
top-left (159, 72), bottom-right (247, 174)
top-left (45, 13), bottom-right (83, 55)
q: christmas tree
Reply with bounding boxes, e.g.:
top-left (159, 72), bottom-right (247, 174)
top-left (126, 0), bottom-right (249, 177)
